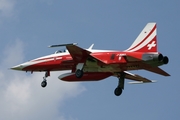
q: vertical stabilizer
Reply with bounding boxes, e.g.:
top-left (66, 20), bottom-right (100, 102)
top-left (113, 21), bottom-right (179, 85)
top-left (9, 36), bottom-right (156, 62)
top-left (126, 23), bottom-right (157, 52)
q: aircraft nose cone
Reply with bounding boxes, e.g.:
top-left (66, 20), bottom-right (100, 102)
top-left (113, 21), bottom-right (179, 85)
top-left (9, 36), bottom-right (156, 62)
top-left (11, 65), bottom-right (23, 71)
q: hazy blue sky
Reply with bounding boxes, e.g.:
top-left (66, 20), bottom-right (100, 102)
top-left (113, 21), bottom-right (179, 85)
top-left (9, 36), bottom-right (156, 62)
top-left (0, 0), bottom-right (179, 120)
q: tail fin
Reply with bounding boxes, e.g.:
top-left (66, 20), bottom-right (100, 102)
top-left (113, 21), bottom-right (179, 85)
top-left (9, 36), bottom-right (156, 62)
top-left (126, 23), bottom-right (157, 52)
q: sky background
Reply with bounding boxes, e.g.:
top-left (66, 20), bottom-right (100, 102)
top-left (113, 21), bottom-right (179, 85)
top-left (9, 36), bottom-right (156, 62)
top-left (0, 0), bottom-right (179, 120)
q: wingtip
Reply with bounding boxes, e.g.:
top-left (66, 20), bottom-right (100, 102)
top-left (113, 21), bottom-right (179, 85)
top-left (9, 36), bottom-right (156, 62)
top-left (48, 43), bottom-right (78, 48)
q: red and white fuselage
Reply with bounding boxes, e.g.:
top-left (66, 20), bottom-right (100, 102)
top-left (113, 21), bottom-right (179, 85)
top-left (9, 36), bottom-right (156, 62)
top-left (11, 23), bottom-right (170, 96)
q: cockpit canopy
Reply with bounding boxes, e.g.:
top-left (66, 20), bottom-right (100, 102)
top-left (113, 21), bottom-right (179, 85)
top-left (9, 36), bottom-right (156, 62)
top-left (54, 49), bottom-right (67, 54)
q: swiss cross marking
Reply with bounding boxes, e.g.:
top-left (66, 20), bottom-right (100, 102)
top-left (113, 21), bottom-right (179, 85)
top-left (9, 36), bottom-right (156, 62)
top-left (147, 41), bottom-right (156, 50)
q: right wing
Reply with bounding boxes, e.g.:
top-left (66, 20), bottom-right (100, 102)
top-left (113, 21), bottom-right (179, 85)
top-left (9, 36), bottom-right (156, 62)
top-left (124, 71), bottom-right (156, 84)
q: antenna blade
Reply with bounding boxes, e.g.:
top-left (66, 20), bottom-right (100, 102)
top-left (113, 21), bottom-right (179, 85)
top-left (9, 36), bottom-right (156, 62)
top-left (88, 44), bottom-right (94, 50)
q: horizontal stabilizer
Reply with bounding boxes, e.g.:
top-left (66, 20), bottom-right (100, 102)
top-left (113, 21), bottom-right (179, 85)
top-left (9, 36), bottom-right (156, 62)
top-left (124, 55), bottom-right (170, 76)
top-left (143, 66), bottom-right (170, 76)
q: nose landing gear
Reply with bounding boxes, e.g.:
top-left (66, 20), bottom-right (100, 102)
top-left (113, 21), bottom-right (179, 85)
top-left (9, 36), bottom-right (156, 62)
top-left (41, 71), bottom-right (50, 88)
top-left (41, 77), bottom-right (47, 88)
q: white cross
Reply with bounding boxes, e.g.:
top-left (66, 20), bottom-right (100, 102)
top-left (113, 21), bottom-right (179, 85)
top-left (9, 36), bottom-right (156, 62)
top-left (147, 41), bottom-right (156, 50)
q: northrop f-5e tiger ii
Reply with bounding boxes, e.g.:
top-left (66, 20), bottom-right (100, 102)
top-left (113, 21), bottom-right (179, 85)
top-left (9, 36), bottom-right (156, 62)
top-left (11, 23), bottom-right (170, 96)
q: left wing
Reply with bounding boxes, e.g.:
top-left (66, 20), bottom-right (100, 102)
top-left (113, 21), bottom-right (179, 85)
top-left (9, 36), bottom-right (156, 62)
top-left (66, 44), bottom-right (107, 65)
top-left (66, 45), bottom-right (91, 62)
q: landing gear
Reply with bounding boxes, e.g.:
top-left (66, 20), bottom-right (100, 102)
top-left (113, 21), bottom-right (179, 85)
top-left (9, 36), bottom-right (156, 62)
top-left (41, 71), bottom-right (50, 88)
top-left (75, 63), bottom-right (84, 78)
top-left (114, 72), bottom-right (125, 96)
top-left (41, 79), bottom-right (47, 88)
top-left (114, 87), bottom-right (122, 96)
top-left (75, 69), bottom-right (83, 78)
